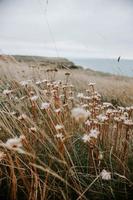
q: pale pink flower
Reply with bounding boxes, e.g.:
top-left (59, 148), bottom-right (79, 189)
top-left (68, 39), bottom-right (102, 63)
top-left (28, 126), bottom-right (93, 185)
top-left (85, 120), bottom-right (91, 126)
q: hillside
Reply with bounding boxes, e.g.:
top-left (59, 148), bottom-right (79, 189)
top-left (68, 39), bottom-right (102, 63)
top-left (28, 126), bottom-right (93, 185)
top-left (0, 54), bottom-right (133, 106)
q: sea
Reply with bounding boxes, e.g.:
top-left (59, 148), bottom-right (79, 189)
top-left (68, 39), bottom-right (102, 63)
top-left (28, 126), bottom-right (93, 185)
top-left (70, 58), bottom-right (133, 77)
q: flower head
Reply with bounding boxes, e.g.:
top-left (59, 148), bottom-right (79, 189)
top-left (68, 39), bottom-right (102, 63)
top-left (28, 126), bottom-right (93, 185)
top-left (88, 82), bottom-right (95, 86)
top-left (100, 169), bottom-right (111, 180)
top-left (3, 89), bottom-right (12, 95)
top-left (97, 114), bottom-right (108, 122)
top-left (89, 129), bottom-right (100, 139)
top-left (124, 119), bottom-right (133, 126)
top-left (20, 80), bottom-right (31, 86)
top-left (82, 134), bottom-right (91, 143)
top-left (18, 114), bottom-right (27, 120)
top-left (54, 108), bottom-right (61, 113)
top-left (55, 133), bottom-right (64, 140)
top-left (41, 102), bottom-right (50, 110)
top-left (1, 135), bottom-right (25, 153)
top-left (29, 127), bottom-right (37, 132)
top-left (30, 95), bottom-right (38, 101)
top-left (77, 93), bottom-right (84, 98)
top-left (71, 107), bottom-right (90, 122)
top-left (55, 124), bottom-right (64, 131)
top-left (85, 120), bottom-right (91, 126)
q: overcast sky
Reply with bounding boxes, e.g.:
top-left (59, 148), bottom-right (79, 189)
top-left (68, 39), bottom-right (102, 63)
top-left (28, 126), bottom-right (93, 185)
top-left (0, 0), bottom-right (133, 59)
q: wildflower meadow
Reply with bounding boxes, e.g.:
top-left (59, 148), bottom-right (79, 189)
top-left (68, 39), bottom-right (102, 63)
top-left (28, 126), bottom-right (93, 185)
top-left (0, 62), bottom-right (133, 200)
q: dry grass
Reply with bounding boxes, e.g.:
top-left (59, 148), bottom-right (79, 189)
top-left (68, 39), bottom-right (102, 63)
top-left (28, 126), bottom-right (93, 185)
top-left (0, 55), bottom-right (133, 200)
top-left (1, 55), bottom-right (133, 106)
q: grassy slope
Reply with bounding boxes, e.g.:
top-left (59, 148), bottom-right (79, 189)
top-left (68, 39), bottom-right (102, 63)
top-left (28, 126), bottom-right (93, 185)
top-left (0, 55), bottom-right (133, 199)
top-left (0, 55), bottom-right (133, 106)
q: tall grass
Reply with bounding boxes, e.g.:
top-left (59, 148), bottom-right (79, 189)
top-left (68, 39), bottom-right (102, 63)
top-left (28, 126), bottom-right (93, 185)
top-left (0, 58), bottom-right (133, 199)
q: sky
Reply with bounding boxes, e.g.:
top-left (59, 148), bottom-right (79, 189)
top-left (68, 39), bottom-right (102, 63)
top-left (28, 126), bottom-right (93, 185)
top-left (0, 0), bottom-right (133, 59)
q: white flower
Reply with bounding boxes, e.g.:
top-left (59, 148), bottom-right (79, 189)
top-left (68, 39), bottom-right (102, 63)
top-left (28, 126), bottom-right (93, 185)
top-left (20, 80), bottom-right (31, 86)
top-left (93, 95), bottom-right (100, 101)
top-left (77, 93), bottom-right (84, 98)
top-left (20, 96), bottom-right (26, 100)
top-left (10, 111), bottom-right (17, 115)
top-left (68, 97), bottom-right (74, 100)
top-left (124, 119), bottom-right (133, 126)
top-left (71, 107), bottom-right (91, 121)
top-left (41, 102), bottom-right (50, 110)
top-left (42, 79), bottom-right (48, 83)
top-left (82, 134), bottom-right (91, 143)
top-left (103, 102), bottom-right (113, 108)
top-left (83, 96), bottom-right (91, 100)
top-left (85, 120), bottom-right (91, 126)
top-left (29, 127), bottom-right (37, 132)
top-left (130, 106), bottom-right (133, 110)
top-left (88, 82), bottom-right (95, 86)
top-left (91, 119), bottom-right (99, 124)
top-left (120, 115), bottom-right (127, 121)
top-left (18, 114), bottom-right (27, 120)
top-left (97, 114), bottom-right (108, 122)
top-left (100, 169), bottom-right (111, 180)
top-left (54, 108), bottom-right (61, 113)
top-left (125, 107), bottom-right (132, 111)
top-left (30, 95), bottom-right (38, 101)
top-left (114, 117), bottom-right (122, 122)
top-left (3, 89), bottom-right (12, 95)
top-left (82, 104), bottom-right (89, 108)
top-left (69, 84), bottom-right (74, 88)
top-left (118, 106), bottom-right (125, 112)
top-left (89, 129), bottom-right (100, 139)
top-left (1, 135), bottom-right (25, 153)
top-left (56, 133), bottom-right (64, 140)
top-left (36, 80), bottom-right (42, 85)
top-left (43, 90), bottom-right (48, 95)
top-left (55, 124), bottom-right (64, 130)
top-left (106, 109), bottom-right (113, 114)
top-left (5, 137), bottom-right (22, 149)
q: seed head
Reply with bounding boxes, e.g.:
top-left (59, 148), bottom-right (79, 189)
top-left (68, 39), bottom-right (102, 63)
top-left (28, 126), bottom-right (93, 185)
top-left (71, 107), bottom-right (90, 122)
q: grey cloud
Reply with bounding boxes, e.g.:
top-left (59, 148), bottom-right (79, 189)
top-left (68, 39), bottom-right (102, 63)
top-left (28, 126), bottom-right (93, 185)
top-left (0, 0), bottom-right (133, 58)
